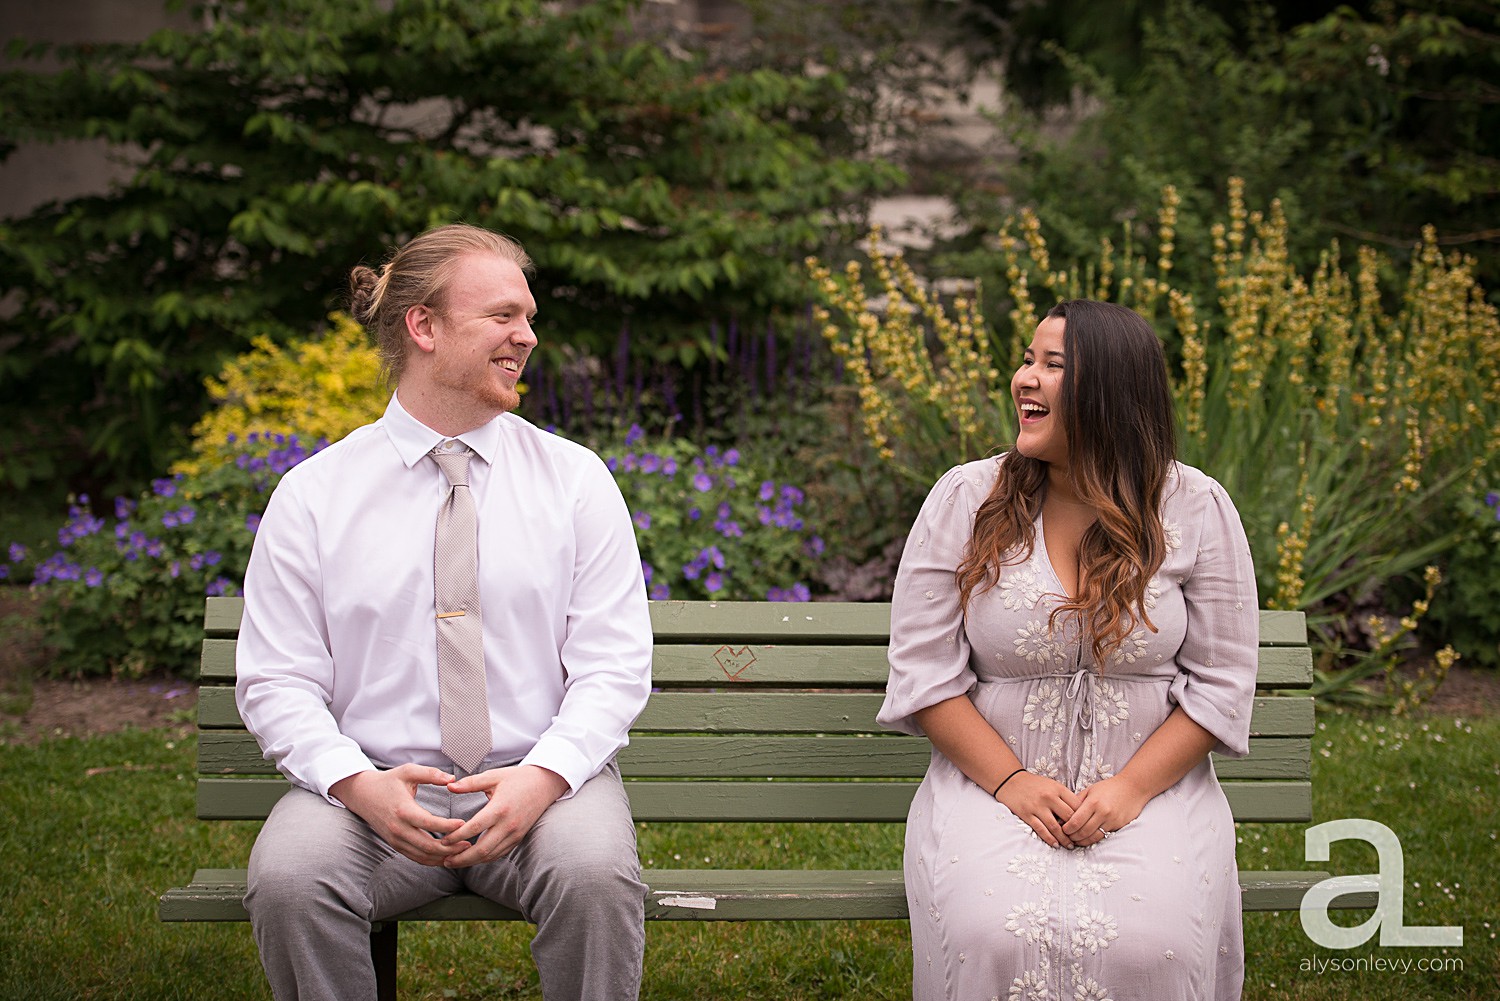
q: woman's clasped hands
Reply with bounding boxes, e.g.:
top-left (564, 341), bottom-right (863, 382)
top-left (996, 771), bottom-right (1150, 850)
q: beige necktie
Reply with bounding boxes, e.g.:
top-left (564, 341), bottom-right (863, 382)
top-left (431, 444), bottom-right (492, 772)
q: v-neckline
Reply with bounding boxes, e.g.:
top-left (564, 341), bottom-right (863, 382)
top-left (1036, 507), bottom-right (1080, 602)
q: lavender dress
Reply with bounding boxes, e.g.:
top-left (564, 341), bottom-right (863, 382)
top-left (878, 457), bottom-right (1259, 1001)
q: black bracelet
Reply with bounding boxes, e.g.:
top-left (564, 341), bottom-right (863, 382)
top-left (991, 768), bottom-right (1027, 798)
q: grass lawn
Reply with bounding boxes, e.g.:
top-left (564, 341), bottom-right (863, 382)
top-left (0, 707), bottom-right (1494, 999)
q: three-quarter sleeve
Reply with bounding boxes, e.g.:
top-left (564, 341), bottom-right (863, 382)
top-left (877, 463), bottom-right (986, 735)
top-left (1168, 474), bottom-right (1260, 758)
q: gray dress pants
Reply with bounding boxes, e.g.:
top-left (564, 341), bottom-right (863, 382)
top-left (245, 761), bottom-right (645, 1001)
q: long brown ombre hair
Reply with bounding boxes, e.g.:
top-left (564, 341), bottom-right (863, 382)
top-left (956, 300), bottom-right (1178, 664)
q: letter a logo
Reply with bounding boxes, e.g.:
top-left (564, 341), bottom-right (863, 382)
top-left (1301, 819), bottom-right (1463, 948)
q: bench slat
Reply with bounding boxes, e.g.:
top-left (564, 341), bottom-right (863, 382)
top-left (205, 597), bottom-right (1308, 645)
top-left (198, 731), bottom-right (1312, 780)
top-left (197, 638), bottom-right (1313, 688)
top-left (197, 777), bottom-right (1313, 824)
top-left (195, 688), bottom-right (1314, 737)
top-left (160, 865), bottom-right (1371, 924)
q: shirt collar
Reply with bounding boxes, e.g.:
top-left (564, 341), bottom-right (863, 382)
top-left (381, 392), bottom-right (503, 468)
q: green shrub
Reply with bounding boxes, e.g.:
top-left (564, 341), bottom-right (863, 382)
top-left (0, 0), bottom-right (902, 489)
top-left (178, 313), bottom-right (386, 474)
top-left (598, 426), bottom-right (824, 603)
top-left (15, 434), bottom-right (317, 676)
top-left (1421, 490), bottom-right (1500, 671)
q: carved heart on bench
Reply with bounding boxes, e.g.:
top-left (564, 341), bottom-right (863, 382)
top-left (713, 644), bottom-right (757, 680)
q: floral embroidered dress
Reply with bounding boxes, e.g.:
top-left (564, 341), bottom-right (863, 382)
top-left (878, 457), bottom-right (1259, 1001)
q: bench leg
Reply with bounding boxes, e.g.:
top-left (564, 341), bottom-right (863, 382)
top-left (371, 922), bottom-right (397, 1001)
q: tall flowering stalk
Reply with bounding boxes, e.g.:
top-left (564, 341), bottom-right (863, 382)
top-left (809, 180), bottom-right (1500, 703)
top-left (808, 229), bottom-right (1010, 483)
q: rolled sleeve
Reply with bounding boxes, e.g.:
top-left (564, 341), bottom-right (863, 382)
top-left (878, 464), bottom-right (984, 736)
top-left (1168, 476), bottom-right (1260, 758)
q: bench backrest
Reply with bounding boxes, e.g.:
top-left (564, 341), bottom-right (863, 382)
top-left (197, 598), bottom-right (1316, 825)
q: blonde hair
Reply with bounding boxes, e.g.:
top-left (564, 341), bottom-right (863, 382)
top-left (348, 223), bottom-right (533, 383)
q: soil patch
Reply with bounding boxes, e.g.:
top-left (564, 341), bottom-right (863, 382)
top-left (0, 588), bottom-right (197, 745)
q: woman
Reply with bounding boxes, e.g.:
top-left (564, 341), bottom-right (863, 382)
top-left (878, 299), bottom-right (1258, 1001)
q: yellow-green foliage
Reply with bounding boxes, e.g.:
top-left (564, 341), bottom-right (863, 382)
top-left (177, 314), bottom-right (387, 473)
top-left (809, 180), bottom-right (1499, 702)
top-left (807, 231), bottom-right (1006, 483)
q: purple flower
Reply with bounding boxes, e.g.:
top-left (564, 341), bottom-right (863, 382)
top-left (1486, 491), bottom-right (1499, 507)
top-left (662, 457), bottom-right (679, 476)
top-left (625, 424), bottom-right (645, 447)
top-left (633, 511), bottom-right (652, 530)
top-left (7, 542), bottom-right (24, 562)
top-left (605, 456), bottom-right (620, 473)
top-left (704, 571), bottom-right (724, 593)
top-left (205, 577), bottom-right (236, 597)
top-left (169, 560), bottom-right (181, 579)
top-left (682, 562), bottom-right (701, 581)
top-left (246, 513), bottom-right (262, 534)
top-left (176, 506), bottom-right (196, 526)
top-left (151, 477), bottom-right (177, 498)
top-left (723, 449), bottom-right (740, 467)
top-left (759, 481), bottom-right (775, 502)
top-left (115, 523), bottom-right (130, 540)
top-left (162, 511), bottom-right (179, 528)
top-left (0, 566), bottom-right (8, 581)
top-left (781, 485), bottom-right (805, 505)
top-left (769, 582), bottom-right (811, 602)
top-left (716, 519), bottom-right (743, 538)
top-left (145, 539), bottom-right (164, 558)
top-left (649, 583), bottom-right (671, 600)
top-left (804, 536), bottom-right (825, 557)
top-left (639, 454), bottom-right (661, 475)
top-left (85, 568), bottom-right (104, 588)
top-left (688, 507), bottom-right (701, 521)
top-left (692, 473), bottom-right (713, 492)
top-left (642, 561), bottom-right (654, 585)
top-left (703, 546), bottom-right (725, 569)
top-left (114, 496), bottom-right (135, 520)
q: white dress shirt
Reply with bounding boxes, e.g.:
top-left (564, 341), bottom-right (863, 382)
top-left (235, 393), bottom-right (653, 804)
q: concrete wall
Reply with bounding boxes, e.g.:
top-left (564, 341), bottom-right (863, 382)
top-left (0, 0), bottom-right (193, 219)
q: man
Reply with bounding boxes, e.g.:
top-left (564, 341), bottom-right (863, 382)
top-left (236, 223), bottom-right (653, 1001)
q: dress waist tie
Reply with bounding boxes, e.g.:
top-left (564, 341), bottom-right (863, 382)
top-left (1063, 667), bottom-right (1097, 789)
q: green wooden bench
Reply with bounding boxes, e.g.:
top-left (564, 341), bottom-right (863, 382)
top-left (161, 596), bottom-right (1373, 997)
